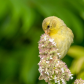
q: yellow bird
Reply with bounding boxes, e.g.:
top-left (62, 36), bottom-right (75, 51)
top-left (42, 16), bottom-right (74, 59)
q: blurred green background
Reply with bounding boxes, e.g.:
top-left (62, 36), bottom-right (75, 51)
top-left (0, 0), bottom-right (84, 84)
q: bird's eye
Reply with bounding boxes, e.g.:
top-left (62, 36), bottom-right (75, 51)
top-left (47, 25), bottom-right (50, 29)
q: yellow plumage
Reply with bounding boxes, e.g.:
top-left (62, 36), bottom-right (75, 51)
top-left (42, 16), bottom-right (74, 59)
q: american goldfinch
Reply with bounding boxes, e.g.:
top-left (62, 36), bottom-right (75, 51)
top-left (42, 16), bottom-right (74, 59)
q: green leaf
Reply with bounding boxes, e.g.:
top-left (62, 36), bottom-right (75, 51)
top-left (67, 46), bottom-right (84, 58)
top-left (70, 57), bottom-right (84, 74)
top-left (0, 0), bottom-right (9, 19)
top-left (21, 6), bottom-right (35, 34)
top-left (19, 45), bottom-right (39, 84)
top-left (77, 71), bottom-right (84, 80)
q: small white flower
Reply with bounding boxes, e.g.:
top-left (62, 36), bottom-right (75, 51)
top-left (52, 41), bottom-right (56, 45)
top-left (53, 75), bottom-right (57, 80)
top-left (45, 72), bottom-right (46, 73)
top-left (69, 74), bottom-right (73, 79)
top-left (57, 49), bottom-right (59, 50)
top-left (46, 72), bottom-right (49, 75)
top-left (49, 38), bottom-right (54, 42)
top-left (54, 76), bottom-right (57, 83)
top-left (58, 61), bottom-right (60, 64)
top-left (39, 67), bottom-right (44, 72)
top-left (57, 53), bottom-right (60, 55)
top-left (59, 55), bottom-right (61, 58)
top-left (49, 78), bottom-right (52, 80)
top-left (58, 80), bottom-right (60, 84)
top-left (69, 74), bottom-right (73, 77)
top-left (55, 80), bottom-right (57, 83)
top-left (49, 38), bottom-right (56, 46)
top-left (56, 63), bottom-right (59, 66)
top-left (61, 68), bottom-right (64, 73)
top-left (56, 70), bottom-right (58, 73)
top-left (71, 76), bottom-right (73, 79)
top-left (41, 45), bottom-right (44, 47)
top-left (44, 36), bottom-right (47, 40)
top-left (46, 61), bottom-right (49, 63)
top-left (41, 73), bottom-right (43, 75)
top-left (50, 56), bottom-right (53, 59)
top-left (61, 79), bottom-right (66, 84)
top-left (41, 57), bottom-right (43, 59)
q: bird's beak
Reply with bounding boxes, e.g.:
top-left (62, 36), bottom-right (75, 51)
top-left (45, 29), bottom-right (50, 35)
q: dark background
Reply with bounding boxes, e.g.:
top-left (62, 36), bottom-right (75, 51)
top-left (0, 0), bottom-right (84, 84)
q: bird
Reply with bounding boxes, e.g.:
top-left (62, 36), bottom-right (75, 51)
top-left (42, 16), bottom-right (74, 59)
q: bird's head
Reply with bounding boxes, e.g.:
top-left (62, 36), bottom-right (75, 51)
top-left (42, 16), bottom-right (65, 35)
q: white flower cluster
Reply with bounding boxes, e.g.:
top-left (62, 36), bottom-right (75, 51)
top-left (38, 34), bottom-right (73, 84)
top-left (74, 79), bottom-right (84, 84)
